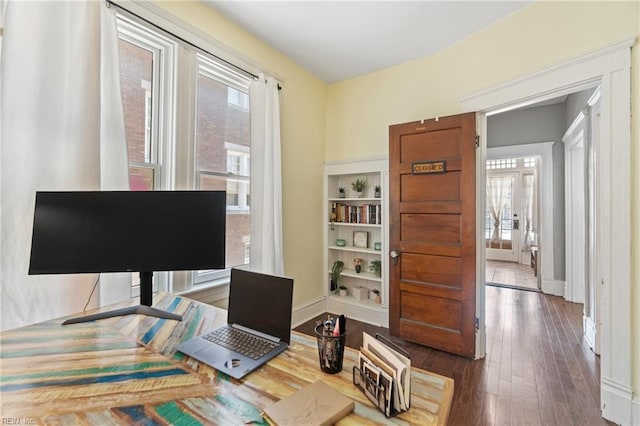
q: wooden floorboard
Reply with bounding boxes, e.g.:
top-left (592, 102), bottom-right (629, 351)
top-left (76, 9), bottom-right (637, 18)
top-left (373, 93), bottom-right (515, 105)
top-left (294, 285), bottom-right (612, 426)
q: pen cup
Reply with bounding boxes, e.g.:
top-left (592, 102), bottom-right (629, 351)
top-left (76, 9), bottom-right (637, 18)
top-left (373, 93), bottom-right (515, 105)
top-left (314, 324), bottom-right (347, 374)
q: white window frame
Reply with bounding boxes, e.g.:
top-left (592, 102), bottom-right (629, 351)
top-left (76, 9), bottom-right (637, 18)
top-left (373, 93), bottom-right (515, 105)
top-left (115, 7), bottom-right (256, 293)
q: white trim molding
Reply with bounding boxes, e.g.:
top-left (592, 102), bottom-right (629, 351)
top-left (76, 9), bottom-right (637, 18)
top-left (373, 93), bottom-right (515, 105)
top-left (562, 110), bottom-right (588, 305)
top-left (601, 377), bottom-right (634, 425)
top-left (541, 279), bottom-right (564, 297)
top-left (291, 296), bottom-right (326, 328)
top-left (327, 296), bottom-right (389, 328)
top-left (633, 396), bottom-right (640, 426)
top-left (462, 39), bottom-right (633, 424)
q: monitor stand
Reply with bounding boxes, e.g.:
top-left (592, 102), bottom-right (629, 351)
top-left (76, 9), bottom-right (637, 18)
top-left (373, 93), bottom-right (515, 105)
top-left (62, 272), bottom-right (183, 325)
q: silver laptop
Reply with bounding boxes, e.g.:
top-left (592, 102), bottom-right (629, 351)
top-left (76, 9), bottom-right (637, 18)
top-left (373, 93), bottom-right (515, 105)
top-left (177, 268), bottom-right (294, 379)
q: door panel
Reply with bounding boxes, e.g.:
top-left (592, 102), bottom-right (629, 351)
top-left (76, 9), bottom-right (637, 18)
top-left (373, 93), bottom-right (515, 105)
top-left (401, 173), bottom-right (461, 201)
top-left (401, 214), bottom-right (461, 245)
top-left (389, 113), bottom-right (476, 357)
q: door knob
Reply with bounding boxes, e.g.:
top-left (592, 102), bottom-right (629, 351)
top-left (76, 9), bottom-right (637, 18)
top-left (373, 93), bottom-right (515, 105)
top-left (390, 250), bottom-right (400, 265)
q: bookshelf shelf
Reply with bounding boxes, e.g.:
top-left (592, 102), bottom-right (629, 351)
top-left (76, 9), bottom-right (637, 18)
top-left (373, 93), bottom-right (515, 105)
top-left (324, 158), bottom-right (389, 327)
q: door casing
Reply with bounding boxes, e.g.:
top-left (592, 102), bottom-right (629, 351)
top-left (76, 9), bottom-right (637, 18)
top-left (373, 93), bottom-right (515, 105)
top-left (462, 40), bottom-right (632, 425)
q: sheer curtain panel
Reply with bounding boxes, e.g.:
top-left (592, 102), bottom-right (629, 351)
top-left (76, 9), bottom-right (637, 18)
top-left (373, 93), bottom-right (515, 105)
top-left (486, 175), bottom-right (511, 244)
top-left (249, 76), bottom-right (284, 276)
top-left (0, 1), bottom-right (129, 331)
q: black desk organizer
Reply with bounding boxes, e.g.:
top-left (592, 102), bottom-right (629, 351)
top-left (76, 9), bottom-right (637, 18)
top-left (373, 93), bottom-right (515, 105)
top-left (352, 333), bottom-right (411, 418)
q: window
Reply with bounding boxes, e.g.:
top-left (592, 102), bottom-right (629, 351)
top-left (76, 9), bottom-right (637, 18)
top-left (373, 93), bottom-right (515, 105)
top-left (486, 158), bottom-right (516, 169)
top-left (194, 55), bottom-right (251, 283)
top-left (228, 86), bottom-right (250, 110)
top-left (116, 14), bottom-right (252, 291)
top-left (523, 157), bottom-right (537, 168)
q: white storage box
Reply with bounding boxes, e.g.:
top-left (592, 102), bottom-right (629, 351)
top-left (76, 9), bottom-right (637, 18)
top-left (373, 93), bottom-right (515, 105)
top-left (351, 286), bottom-right (369, 301)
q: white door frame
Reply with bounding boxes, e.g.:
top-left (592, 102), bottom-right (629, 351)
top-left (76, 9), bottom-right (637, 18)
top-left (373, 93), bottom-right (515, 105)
top-left (563, 110), bottom-right (588, 305)
top-left (462, 39), bottom-right (633, 425)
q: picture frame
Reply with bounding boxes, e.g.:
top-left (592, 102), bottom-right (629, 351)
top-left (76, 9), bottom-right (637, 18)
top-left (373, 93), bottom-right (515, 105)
top-left (353, 231), bottom-right (368, 248)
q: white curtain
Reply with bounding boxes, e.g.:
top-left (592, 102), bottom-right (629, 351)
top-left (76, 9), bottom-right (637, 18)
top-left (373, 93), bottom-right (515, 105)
top-left (0, 1), bottom-right (129, 331)
top-left (486, 175), bottom-right (512, 244)
top-left (522, 173), bottom-right (535, 248)
top-left (249, 76), bottom-right (284, 276)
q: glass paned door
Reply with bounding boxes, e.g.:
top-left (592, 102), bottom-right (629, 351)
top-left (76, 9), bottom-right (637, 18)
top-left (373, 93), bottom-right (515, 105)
top-left (486, 173), bottom-right (519, 262)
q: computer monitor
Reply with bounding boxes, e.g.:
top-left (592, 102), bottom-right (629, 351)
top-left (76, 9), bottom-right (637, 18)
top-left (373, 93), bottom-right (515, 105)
top-left (28, 190), bottom-right (226, 324)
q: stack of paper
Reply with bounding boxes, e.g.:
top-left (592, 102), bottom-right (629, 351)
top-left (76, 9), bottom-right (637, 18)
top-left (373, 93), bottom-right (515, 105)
top-left (357, 332), bottom-right (411, 416)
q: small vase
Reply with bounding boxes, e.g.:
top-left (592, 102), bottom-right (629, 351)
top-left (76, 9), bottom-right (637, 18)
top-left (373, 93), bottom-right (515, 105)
top-left (375, 295), bottom-right (381, 304)
top-left (339, 289), bottom-right (347, 297)
top-left (355, 191), bottom-right (362, 198)
top-left (355, 265), bottom-right (361, 273)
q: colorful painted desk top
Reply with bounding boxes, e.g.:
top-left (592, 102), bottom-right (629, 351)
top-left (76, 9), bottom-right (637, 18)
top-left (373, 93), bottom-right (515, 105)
top-left (0, 293), bottom-right (453, 425)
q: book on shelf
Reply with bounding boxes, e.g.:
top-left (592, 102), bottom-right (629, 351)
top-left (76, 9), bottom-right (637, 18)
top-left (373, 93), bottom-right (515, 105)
top-left (263, 380), bottom-right (354, 426)
top-left (330, 202), bottom-right (382, 225)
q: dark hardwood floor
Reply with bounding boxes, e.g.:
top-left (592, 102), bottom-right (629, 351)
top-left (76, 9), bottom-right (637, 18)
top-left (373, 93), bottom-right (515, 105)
top-left (294, 285), bottom-right (610, 425)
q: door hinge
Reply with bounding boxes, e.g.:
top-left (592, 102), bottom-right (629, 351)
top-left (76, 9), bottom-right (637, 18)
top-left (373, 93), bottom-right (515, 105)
top-left (475, 317), bottom-right (480, 329)
top-left (475, 135), bottom-right (480, 148)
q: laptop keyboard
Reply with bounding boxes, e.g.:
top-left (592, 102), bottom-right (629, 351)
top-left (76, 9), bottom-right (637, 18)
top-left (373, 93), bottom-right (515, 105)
top-left (203, 327), bottom-right (279, 360)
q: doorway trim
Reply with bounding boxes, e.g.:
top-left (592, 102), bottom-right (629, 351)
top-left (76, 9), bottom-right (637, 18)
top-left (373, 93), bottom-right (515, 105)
top-left (562, 110), bottom-right (589, 305)
top-left (461, 39), bottom-right (633, 425)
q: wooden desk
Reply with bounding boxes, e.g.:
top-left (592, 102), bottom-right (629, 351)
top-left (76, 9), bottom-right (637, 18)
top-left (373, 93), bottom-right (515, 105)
top-left (1, 293), bottom-right (453, 425)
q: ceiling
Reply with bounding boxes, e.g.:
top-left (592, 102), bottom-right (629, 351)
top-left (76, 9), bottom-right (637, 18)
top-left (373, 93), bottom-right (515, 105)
top-left (205, 1), bottom-right (532, 83)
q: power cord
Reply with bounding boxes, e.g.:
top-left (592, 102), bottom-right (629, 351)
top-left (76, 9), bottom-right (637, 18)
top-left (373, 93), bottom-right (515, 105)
top-left (83, 276), bottom-right (100, 312)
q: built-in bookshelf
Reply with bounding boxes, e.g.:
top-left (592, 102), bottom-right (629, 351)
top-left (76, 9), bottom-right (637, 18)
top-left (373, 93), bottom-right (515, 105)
top-left (324, 158), bottom-right (389, 327)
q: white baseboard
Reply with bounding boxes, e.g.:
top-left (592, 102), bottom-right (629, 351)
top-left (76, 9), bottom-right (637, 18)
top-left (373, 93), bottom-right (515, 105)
top-left (182, 288), bottom-right (387, 331)
top-left (291, 297), bottom-right (326, 328)
top-left (601, 376), bottom-right (634, 425)
top-left (583, 315), bottom-right (597, 353)
top-left (327, 295), bottom-right (389, 327)
top-left (541, 279), bottom-right (564, 296)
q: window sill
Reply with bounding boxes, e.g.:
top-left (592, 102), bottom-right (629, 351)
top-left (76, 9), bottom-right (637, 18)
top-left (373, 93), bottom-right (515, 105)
top-left (177, 277), bottom-right (230, 305)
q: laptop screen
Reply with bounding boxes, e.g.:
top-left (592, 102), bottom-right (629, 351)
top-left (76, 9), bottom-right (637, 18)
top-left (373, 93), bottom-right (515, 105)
top-left (227, 269), bottom-right (294, 344)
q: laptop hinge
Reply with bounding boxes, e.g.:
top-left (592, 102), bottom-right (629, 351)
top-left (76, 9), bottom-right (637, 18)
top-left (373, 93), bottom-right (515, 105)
top-left (231, 324), bottom-right (281, 343)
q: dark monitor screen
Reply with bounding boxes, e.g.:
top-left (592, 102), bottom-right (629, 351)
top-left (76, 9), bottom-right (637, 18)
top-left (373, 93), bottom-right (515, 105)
top-left (227, 268), bottom-right (294, 344)
top-left (29, 191), bottom-right (226, 275)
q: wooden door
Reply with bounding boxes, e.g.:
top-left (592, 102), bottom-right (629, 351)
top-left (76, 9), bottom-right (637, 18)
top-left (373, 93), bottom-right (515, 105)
top-left (389, 113), bottom-right (476, 357)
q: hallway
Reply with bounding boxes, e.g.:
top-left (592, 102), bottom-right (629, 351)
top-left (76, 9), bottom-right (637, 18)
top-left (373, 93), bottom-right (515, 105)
top-left (486, 259), bottom-right (538, 291)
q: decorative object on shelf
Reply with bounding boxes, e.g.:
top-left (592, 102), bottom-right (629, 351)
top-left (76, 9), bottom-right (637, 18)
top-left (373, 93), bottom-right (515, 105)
top-left (336, 239), bottom-right (346, 247)
top-left (374, 185), bottom-right (381, 198)
top-left (329, 204), bottom-right (337, 231)
top-left (330, 260), bottom-right (344, 293)
top-left (338, 286), bottom-right (347, 297)
top-left (338, 187), bottom-right (346, 198)
top-left (352, 286), bottom-right (369, 301)
top-left (350, 178), bottom-right (366, 198)
top-left (371, 289), bottom-right (381, 304)
top-left (353, 258), bottom-right (364, 273)
top-left (353, 231), bottom-right (368, 248)
top-left (374, 242), bottom-right (381, 251)
top-left (368, 260), bottom-right (381, 277)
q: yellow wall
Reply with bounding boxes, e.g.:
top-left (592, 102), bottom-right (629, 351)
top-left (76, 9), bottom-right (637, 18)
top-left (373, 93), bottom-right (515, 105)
top-left (325, 0), bottom-right (640, 407)
top-left (154, 1), bottom-right (327, 308)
